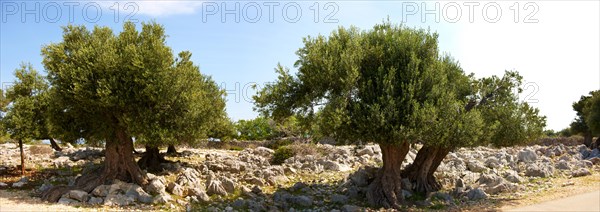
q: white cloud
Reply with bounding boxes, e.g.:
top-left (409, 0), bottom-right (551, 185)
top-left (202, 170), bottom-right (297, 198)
top-left (99, 1), bottom-right (203, 17)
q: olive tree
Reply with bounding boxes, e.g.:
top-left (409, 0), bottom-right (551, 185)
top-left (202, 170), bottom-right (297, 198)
top-left (571, 90), bottom-right (600, 147)
top-left (255, 22), bottom-right (546, 208)
top-left (1, 63), bottom-right (51, 175)
top-left (41, 22), bottom-right (226, 201)
top-left (402, 70), bottom-right (546, 194)
top-left (255, 23), bottom-right (447, 208)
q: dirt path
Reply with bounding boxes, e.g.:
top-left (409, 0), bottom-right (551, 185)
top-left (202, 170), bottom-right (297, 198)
top-left (504, 190), bottom-right (600, 212)
top-left (0, 190), bottom-right (86, 212)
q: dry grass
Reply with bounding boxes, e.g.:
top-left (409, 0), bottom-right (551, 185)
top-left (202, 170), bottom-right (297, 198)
top-left (29, 145), bottom-right (54, 155)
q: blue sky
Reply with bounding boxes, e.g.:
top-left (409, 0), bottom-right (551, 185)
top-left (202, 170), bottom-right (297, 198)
top-left (1, 1), bottom-right (598, 131)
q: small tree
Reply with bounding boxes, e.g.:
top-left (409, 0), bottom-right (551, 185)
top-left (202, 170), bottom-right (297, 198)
top-left (1, 63), bottom-right (49, 175)
top-left (41, 22), bottom-right (226, 201)
top-left (570, 90), bottom-right (600, 147)
top-left (402, 70), bottom-right (546, 194)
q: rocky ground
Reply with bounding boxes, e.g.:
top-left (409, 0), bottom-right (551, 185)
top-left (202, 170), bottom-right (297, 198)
top-left (0, 140), bottom-right (599, 211)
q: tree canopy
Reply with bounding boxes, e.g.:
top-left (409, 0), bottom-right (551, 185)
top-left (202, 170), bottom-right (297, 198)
top-left (570, 90), bottom-right (600, 147)
top-left (41, 21), bottom-right (227, 201)
top-left (254, 22), bottom-right (546, 208)
top-left (1, 63), bottom-right (49, 142)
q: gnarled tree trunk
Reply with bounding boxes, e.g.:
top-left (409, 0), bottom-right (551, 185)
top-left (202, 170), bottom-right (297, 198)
top-left (402, 145), bottom-right (451, 194)
top-left (19, 139), bottom-right (25, 176)
top-left (366, 142), bottom-right (410, 209)
top-left (42, 128), bottom-right (147, 202)
top-left (49, 138), bottom-right (62, 152)
top-left (167, 144), bottom-right (177, 154)
top-left (583, 133), bottom-right (593, 148)
top-left (137, 145), bottom-right (170, 173)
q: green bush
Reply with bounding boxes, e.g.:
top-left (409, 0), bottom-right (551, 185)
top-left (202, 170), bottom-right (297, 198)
top-left (265, 138), bottom-right (293, 150)
top-left (235, 117), bottom-right (275, 140)
top-left (271, 146), bottom-right (295, 165)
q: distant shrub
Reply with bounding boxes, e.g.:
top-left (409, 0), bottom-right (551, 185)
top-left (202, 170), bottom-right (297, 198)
top-left (235, 117), bottom-right (275, 140)
top-left (265, 138), bottom-right (294, 150)
top-left (289, 143), bottom-right (323, 157)
top-left (534, 135), bottom-right (584, 146)
top-left (271, 146), bottom-right (295, 165)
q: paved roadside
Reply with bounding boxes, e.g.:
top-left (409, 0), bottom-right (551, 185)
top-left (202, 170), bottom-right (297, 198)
top-left (504, 190), bottom-right (600, 212)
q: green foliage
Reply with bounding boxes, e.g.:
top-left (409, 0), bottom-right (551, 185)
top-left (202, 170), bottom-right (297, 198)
top-left (570, 90), bottom-right (600, 136)
top-left (254, 22), bottom-right (545, 148)
top-left (208, 116), bottom-right (236, 141)
top-left (42, 22), bottom-right (227, 147)
top-left (265, 139), bottom-right (294, 150)
top-left (558, 128), bottom-right (572, 137)
top-left (255, 23), bottom-right (446, 145)
top-left (235, 117), bottom-right (275, 140)
top-left (271, 146), bottom-right (295, 165)
top-left (475, 72), bottom-right (546, 147)
top-left (584, 91), bottom-right (600, 135)
top-left (543, 130), bottom-right (557, 137)
top-left (1, 63), bottom-right (52, 142)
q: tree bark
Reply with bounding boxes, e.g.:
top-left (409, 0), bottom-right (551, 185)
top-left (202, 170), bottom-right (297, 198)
top-left (366, 142), bottom-right (410, 209)
top-left (402, 146), bottom-right (451, 194)
top-left (167, 144), bottom-right (177, 154)
top-left (138, 145), bottom-right (170, 173)
top-left (19, 139), bottom-right (25, 176)
top-left (583, 133), bottom-right (593, 148)
top-left (42, 128), bottom-right (147, 202)
top-left (49, 138), bottom-right (62, 152)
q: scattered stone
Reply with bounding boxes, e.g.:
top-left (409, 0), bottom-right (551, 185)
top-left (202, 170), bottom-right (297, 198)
top-left (166, 182), bottom-right (186, 196)
top-left (518, 149), bottom-right (538, 163)
top-left (561, 181), bottom-right (575, 187)
top-left (251, 185), bottom-right (263, 194)
top-left (67, 190), bottom-right (89, 202)
top-left (357, 147), bottom-right (375, 156)
top-left (221, 177), bottom-right (236, 193)
top-left (189, 188), bottom-right (210, 202)
top-left (478, 173), bottom-right (504, 187)
top-left (91, 185), bottom-right (111, 197)
top-left (146, 179), bottom-right (166, 195)
top-left (0, 182), bottom-right (7, 188)
top-left (590, 157), bottom-right (600, 165)
top-left (153, 192), bottom-right (173, 204)
top-left (245, 177), bottom-right (265, 187)
top-left (466, 188), bottom-right (488, 200)
top-left (503, 170), bottom-right (522, 183)
top-left (206, 175), bottom-right (227, 196)
top-left (571, 168), bottom-right (592, 177)
top-left (232, 198), bottom-right (247, 209)
top-left (11, 181), bottom-right (26, 188)
top-left (284, 166), bottom-right (297, 175)
top-left (342, 204), bottom-right (362, 212)
top-left (331, 194), bottom-right (349, 204)
top-left (525, 163), bottom-right (554, 178)
top-left (58, 197), bottom-right (78, 205)
top-left (556, 160), bottom-right (571, 170)
top-left (104, 193), bottom-right (134, 206)
top-left (289, 195), bottom-right (313, 207)
top-left (254, 147), bottom-right (275, 157)
top-left (88, 197), bottom-right (104, 205)
top-left (467, 160), bottom-right (488, 173)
